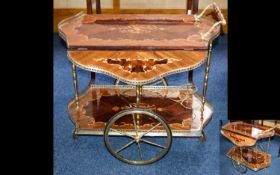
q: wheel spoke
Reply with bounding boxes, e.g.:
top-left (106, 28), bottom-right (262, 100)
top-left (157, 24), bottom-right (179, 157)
top-left (104, 108), bottom-right (172, 165)
top-left (110, 128), bottom-right (135, 139)
top-left (132, 114), bottom-right (138, 134)
top-left (140, 138), bottom-right (166, 149)
top-left (140, 122), bottom-right (161, 137)
top-left (116, 140), bottom-right (135, 153)
top-left (137, 143), bottom-right (144, 160)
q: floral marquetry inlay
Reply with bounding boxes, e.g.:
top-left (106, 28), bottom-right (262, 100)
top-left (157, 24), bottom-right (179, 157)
top-left (97, 57), bottom-right (181, 73)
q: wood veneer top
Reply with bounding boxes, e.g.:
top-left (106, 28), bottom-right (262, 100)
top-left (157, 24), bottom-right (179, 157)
top-left (221, 122), bottom-right (275, 147)
top-left (68, 50), bottom-right (207, 84)
top-left (59, 13), bottom-right (220, 50)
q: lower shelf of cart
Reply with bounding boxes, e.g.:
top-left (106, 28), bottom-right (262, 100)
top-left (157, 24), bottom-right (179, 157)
top-left (226, 146), bottom-right (271, 171)
top-left (68, 85), bottom-right (213, 136)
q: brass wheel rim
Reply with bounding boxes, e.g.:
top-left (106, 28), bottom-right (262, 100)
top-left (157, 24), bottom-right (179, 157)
top-left (231, 159), bottom-right (247, 174)
top-left (104, 108), bottom-right (172, 165)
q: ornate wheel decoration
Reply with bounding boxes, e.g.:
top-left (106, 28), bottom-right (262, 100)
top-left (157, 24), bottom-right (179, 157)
top-left (104, 108), bottom-right (172, 165)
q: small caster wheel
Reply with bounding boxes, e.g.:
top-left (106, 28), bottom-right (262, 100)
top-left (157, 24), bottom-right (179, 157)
top-left (199, 130), bottom-right (206, 142)
top-left (232, 159), bottom-right (247, 174)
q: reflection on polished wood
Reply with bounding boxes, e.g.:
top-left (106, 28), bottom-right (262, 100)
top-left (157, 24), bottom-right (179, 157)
top-left (68, 86), bottom-right (213, 135)
top-left (227, 146), bottom-right (271, 171)
top-left (221, 122), bottom-right (275, 147)
top-left (59, 13), bottom-right (220, 50)
top-left (68, 50), bottom-right (207, 84)
top-left (54, 9), bottom-right (228, 33)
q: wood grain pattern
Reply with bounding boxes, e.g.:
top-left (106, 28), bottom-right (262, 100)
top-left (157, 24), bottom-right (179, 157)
top-left (221, 122), bottom-right (275, 147)
top-left (68, 86), bottom-right (195, 131)
top-left (221, 130), bottom-right (257, 147)
top-left (227, 146), bottom-right (271, 171)
top-left (68, 50), bottom-right (207, 84)
top-left (59, 13), bottom-right (220, 50)
top-left (53, 8), bottom-right (228, 33)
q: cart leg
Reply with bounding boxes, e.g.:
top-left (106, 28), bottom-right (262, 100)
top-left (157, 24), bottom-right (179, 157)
top-left (188, 70), bottom-right (194, 85)
top-left (219, 120), bottom-right (223, 129)
top-left (199, 130), bottom-right (207, 142)
top-left (72, 64), bottom-right (80, 134)
top-left (88, 72), bottom-right (96, 86)
top-left (136, 85), bottom-right (143, 132)
top-left (114, 78), bottom-right (120, 86)
top-left (136, 85), bottom-right (142, 106)
top-left (72, 128), bottom-right (79, 140)
top-left (266, 137), bottom-right (271, 154)
top-left (72, 64), bottom-right (79, 108)
top-left (200, 42), bottom-right (213, 123)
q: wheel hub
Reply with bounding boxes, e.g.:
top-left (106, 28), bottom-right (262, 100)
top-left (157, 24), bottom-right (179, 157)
top-left (135, 135), bottom-right (141, 143)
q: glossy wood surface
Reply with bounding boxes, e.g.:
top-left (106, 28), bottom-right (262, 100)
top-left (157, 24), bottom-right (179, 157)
top-left (69, 86), bottom-right (195, 131)
top-left (221, 122), bottom-right (275, 147)
top-left (68, 50), bottom-right (207, 84)
top-left (59, 13), bottom-right (219, 50)
top-left (227, 146), bottom-right (271, 171)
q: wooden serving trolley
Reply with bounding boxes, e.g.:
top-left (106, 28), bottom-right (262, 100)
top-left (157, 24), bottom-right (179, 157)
top-left (58, 2), bottom-right (226, 164)
top-left (221, 122), bottom-right (275, 173)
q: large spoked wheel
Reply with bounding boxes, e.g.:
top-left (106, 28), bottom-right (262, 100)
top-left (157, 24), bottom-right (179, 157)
top-left (104, 108), bottom-right (172, 165)
top-left (232, 159), bottom-right (247, 174)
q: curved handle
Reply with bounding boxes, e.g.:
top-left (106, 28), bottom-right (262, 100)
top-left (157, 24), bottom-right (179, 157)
top-left (213, 2), bottom-right (226, 25)
top-left (194, 2), bottom-right (226, 25)
top-left (194, 2), bottom-right (226, 40)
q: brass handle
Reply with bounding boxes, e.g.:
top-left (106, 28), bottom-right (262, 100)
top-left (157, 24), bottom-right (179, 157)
top-left (213, 2), bottom-right (226, 25)
top-left (194, 2), bottom-right (226, 40)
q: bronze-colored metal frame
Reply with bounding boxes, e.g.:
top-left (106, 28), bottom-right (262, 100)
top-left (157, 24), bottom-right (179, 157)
top-left (64, 0), bottom-right (225, 164)
top-left (69, 36), bottom-right (215, 139)
top-left (69, 39), bottom-right (215, 139)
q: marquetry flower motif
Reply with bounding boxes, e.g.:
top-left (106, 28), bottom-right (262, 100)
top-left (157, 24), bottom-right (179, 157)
top-left (97, 57), bottom-right (181, 73)
top-left (116, 25), bottom-right (164, 34)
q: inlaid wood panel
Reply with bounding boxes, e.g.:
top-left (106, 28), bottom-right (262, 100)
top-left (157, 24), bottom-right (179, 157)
top-left (68, 86), bottom-right (213, 134)
top-left (221, 122), bottom-right (275, 147)
top-left (59, 13), bottom-right (220, 50)
top-left (227, 146), bottom-right (271, 171)
top-left (68, 50), bottom-right (207, 84)
top-left (53, 9), bottom-right (228, 33)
